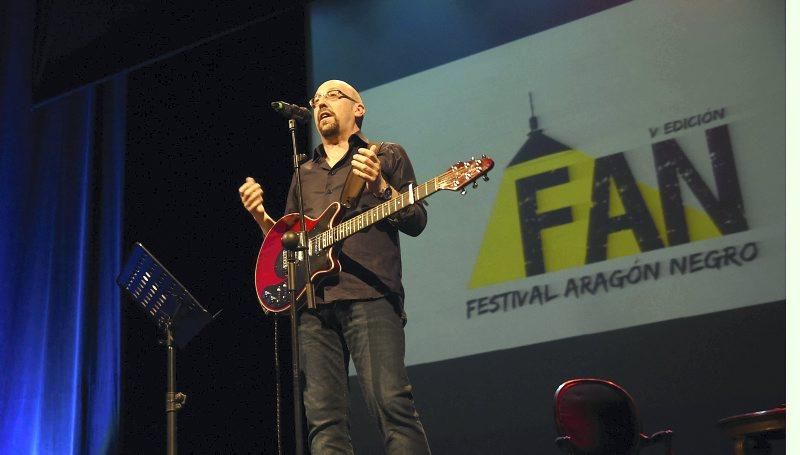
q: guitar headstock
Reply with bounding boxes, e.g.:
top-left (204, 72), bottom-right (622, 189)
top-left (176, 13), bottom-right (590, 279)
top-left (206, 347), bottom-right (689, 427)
top-left (438, 156), bottom-right (495, 192)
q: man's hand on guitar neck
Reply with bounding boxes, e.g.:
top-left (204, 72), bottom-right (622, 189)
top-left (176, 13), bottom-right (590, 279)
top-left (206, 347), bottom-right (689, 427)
top-left (239, 177), bottom-right (275, 236)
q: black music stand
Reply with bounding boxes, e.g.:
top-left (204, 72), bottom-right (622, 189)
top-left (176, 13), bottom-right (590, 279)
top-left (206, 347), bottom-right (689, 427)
top-left (117, 242), bottom-right (215, 455)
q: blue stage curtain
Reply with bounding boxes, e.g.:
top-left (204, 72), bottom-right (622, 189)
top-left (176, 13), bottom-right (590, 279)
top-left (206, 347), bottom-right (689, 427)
top-left (0, 0), bottom-right (125, 452)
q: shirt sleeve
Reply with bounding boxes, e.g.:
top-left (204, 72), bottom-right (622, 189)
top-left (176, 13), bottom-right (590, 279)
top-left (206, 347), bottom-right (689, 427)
top-left (381, 143), bottom-right (427, 237)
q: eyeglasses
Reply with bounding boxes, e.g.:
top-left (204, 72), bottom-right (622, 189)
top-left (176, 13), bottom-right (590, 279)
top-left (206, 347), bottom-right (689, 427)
top-left (309, 89), bottom-right (357, 109)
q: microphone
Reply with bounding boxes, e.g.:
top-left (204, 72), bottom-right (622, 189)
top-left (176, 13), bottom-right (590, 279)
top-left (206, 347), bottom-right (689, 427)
top-left (271, 101), bottom-right (311, 124)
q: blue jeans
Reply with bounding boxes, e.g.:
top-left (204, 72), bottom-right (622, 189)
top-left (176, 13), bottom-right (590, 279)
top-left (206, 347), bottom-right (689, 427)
top-left (299, 297), bottom-right (430, 454)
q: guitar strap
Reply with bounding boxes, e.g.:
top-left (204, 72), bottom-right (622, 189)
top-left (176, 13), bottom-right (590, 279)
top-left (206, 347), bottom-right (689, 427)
top-left (339, 141), bottom-right (384, 209)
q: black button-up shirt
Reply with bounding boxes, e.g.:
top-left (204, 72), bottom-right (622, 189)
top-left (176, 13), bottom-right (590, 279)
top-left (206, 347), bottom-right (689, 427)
top-left (284, 132), bottom-right (427, 303)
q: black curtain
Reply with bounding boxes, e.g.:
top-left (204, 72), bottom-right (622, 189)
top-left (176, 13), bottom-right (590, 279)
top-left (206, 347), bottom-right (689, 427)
top-left (119, 6), bottom-right (307, 453)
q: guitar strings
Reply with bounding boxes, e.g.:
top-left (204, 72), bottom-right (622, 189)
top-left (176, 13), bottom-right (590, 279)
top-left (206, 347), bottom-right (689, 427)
top-left (309, 166), bottom-right (469, 253)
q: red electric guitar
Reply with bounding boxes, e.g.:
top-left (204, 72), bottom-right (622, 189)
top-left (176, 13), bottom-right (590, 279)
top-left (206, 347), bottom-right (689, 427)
top-left (254, 156), bottom-right (494, 314)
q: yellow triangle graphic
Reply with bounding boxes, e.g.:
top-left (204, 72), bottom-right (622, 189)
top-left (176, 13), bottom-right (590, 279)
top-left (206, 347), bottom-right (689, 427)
top-left (469, 149), bottom-right (722, 289)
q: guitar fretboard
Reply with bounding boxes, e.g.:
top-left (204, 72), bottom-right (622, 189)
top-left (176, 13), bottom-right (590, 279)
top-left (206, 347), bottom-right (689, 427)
top-left (309, 176), bottom-right (442, 254)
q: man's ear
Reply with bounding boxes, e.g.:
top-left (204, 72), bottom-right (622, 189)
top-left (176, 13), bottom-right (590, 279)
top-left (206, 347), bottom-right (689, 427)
top-left (353, 102), bottom-right (366, 118)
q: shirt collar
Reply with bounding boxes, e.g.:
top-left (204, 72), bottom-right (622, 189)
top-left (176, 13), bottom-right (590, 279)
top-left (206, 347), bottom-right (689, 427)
top-left (312, 131), bottom-right (370, 162)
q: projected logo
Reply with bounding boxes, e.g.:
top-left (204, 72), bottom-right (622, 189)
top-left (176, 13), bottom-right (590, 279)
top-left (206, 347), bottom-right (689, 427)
top-left (470, 102), bottom-right (746, 288)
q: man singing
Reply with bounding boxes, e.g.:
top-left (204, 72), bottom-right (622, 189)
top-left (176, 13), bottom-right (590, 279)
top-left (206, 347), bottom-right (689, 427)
top-left (239, 80), bottom-right (431, 454)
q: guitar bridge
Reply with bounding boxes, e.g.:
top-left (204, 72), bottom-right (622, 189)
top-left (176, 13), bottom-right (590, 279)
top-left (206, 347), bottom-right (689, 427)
top-left (281, 247), bottom-right (307, 273)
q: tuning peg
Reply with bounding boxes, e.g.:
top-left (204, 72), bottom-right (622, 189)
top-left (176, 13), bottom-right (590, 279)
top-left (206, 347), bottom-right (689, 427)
top-left (460, 188), bottom-right (467, 195)
top-left (471, 156), bottom-right (475, 161)
top-left (483, 174), bottom-right (490, 182)
top-left (472, 181), bottom-right (479, 189)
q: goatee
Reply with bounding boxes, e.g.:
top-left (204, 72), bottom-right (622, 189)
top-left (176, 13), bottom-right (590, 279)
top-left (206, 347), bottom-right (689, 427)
top-left (319, 119), bottom-right (339, 138)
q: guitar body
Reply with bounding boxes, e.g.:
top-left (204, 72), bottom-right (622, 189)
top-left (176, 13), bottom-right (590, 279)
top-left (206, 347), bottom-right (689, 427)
top-left (255, 202), bottom-right (343, 314)
top-left (252, 155), bottom-right (495, 316)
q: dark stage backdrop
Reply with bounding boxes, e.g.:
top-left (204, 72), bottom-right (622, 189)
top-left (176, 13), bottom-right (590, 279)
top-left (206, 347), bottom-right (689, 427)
top-left (2, 2), bottom-right (309, 452)
top-left (1, 0), bottom-right (125, 453)
top-left (309, 0), bottom-right (785, 453)
top-left (120, 6), bottom-right (307, 453)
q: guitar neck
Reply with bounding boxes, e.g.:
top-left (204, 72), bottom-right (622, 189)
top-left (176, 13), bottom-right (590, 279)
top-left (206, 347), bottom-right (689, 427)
top-left (312, 176), bottom-right (441, 252)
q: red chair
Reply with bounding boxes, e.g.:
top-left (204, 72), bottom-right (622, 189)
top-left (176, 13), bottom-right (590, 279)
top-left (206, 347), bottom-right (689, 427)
top-left (553, 378), bottom-right (673, 454)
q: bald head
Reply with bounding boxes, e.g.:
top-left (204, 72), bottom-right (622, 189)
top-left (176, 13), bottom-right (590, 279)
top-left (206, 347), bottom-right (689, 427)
top-left (317, 80), bottom-right (363, 104)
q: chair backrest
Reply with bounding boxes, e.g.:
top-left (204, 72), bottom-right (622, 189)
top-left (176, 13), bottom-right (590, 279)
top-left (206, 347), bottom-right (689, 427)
top-left (554, 378), bottom-right (642, 455)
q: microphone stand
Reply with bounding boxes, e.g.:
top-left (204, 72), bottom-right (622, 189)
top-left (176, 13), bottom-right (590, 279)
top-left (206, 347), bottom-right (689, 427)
top-left (282, 117), bottom-right (316, 455)
top-left (286, 117), bottom-right (317, 312)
